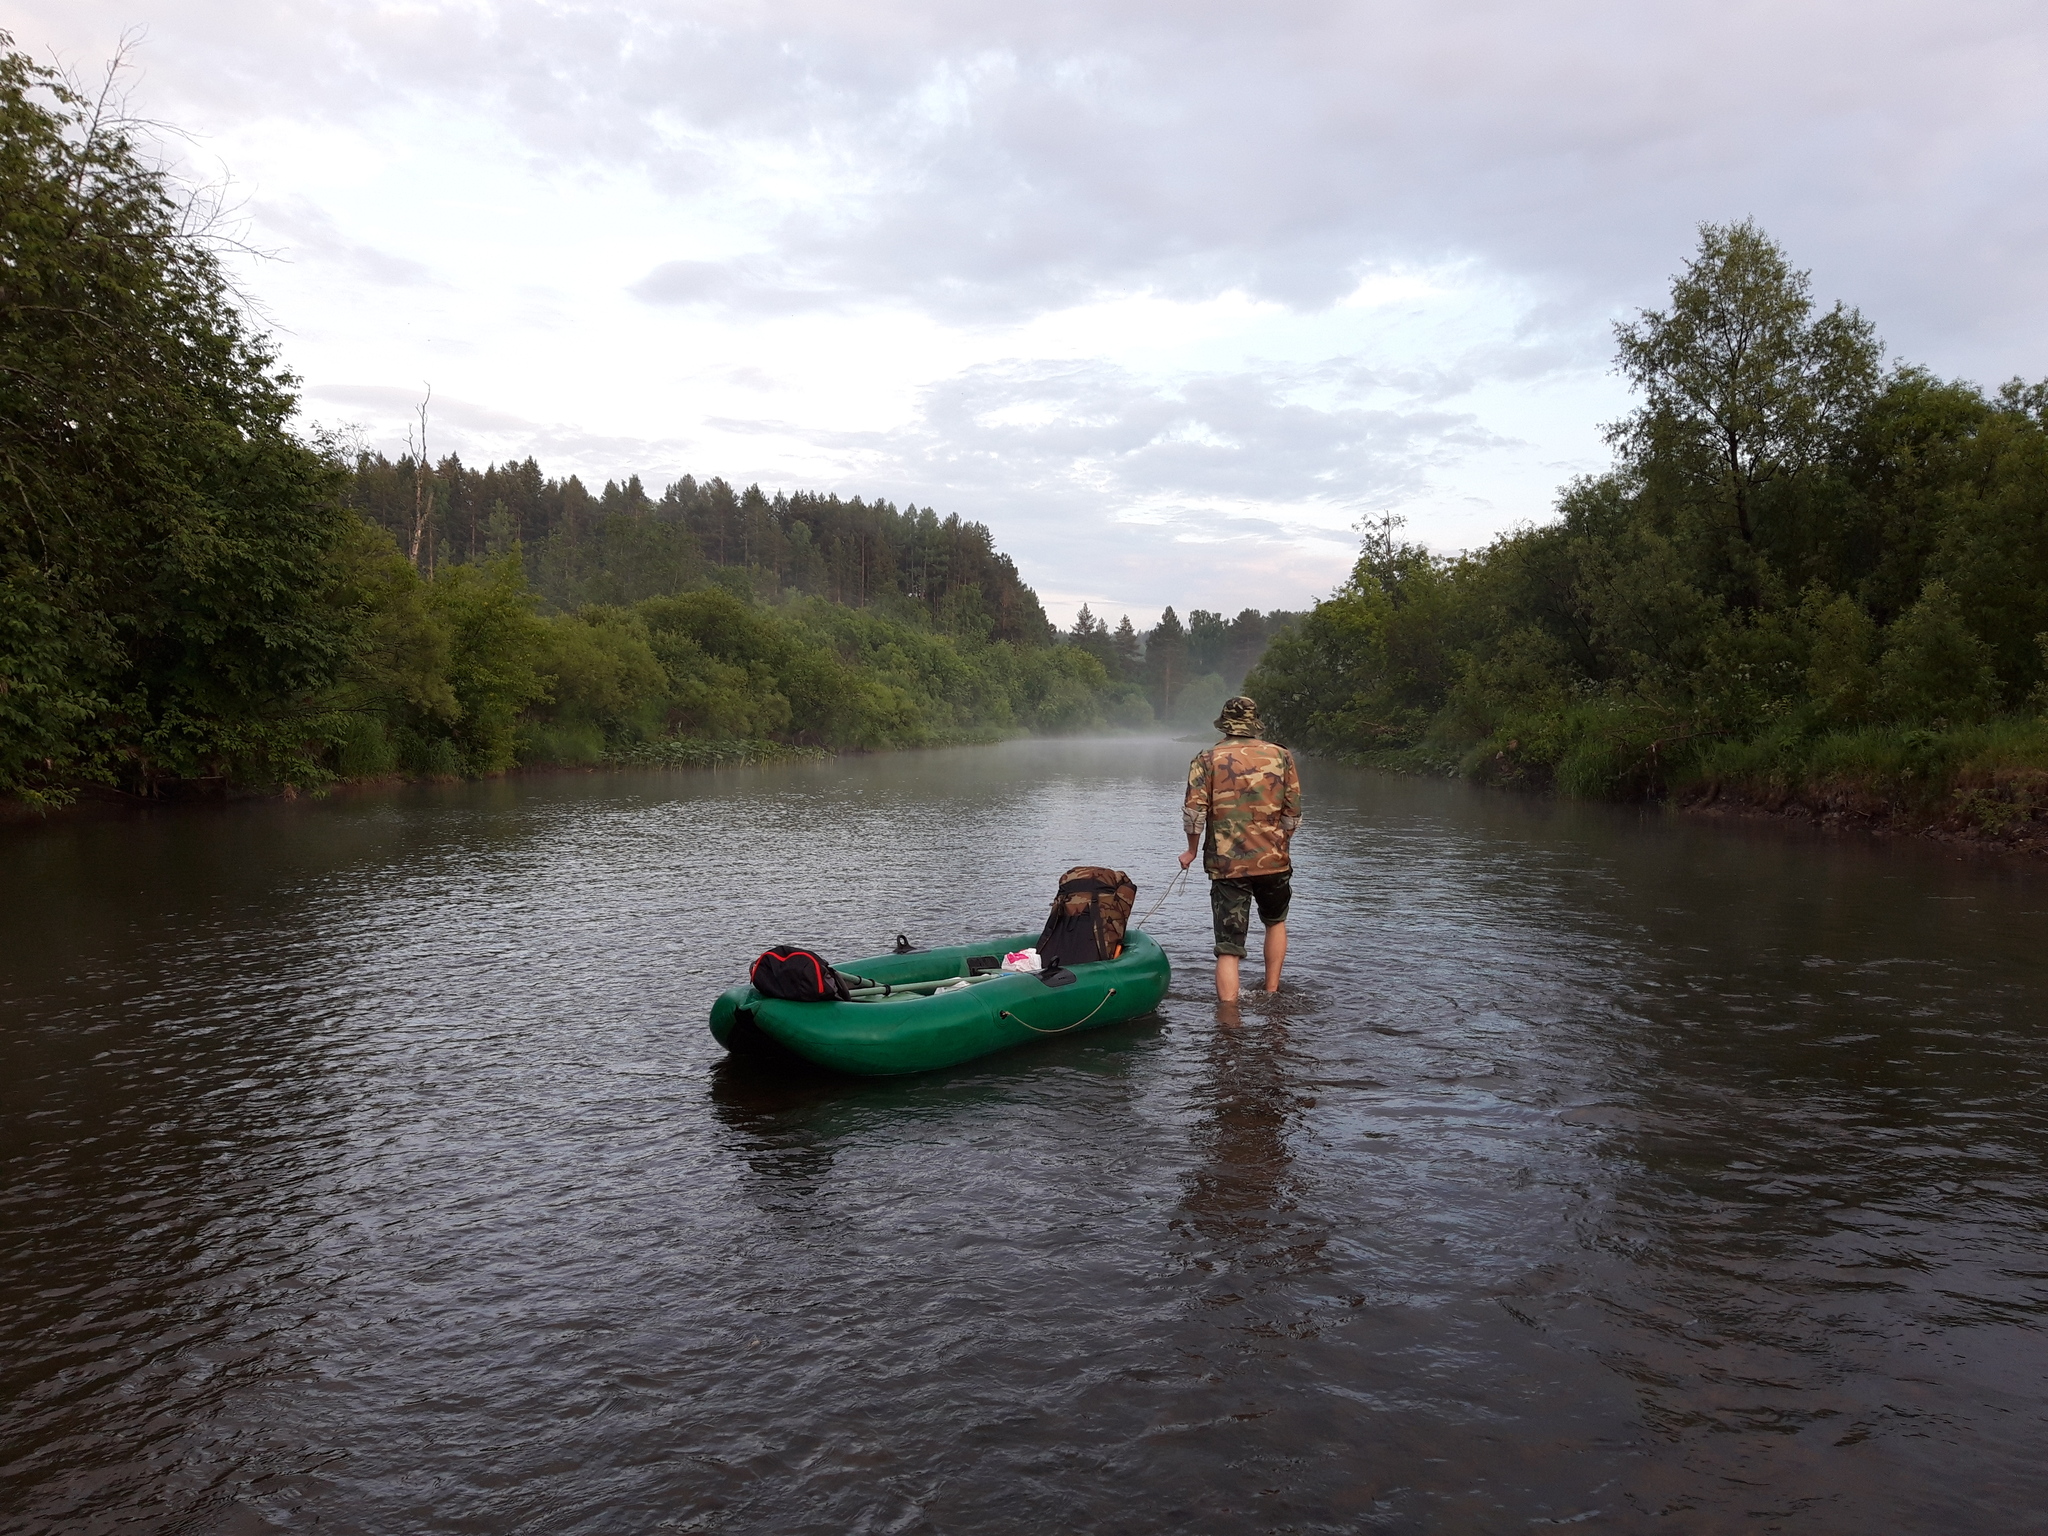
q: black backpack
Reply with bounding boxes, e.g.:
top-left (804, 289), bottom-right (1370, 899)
top-left (750, 947), bottom-right (855, 1002)
top-left (1037, 866), bottom-right (1138, 968)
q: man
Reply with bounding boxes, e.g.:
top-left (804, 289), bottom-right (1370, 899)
top-left (1179, 695), bottom-right (1301, 1003)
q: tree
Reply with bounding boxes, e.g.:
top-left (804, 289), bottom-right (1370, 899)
top-left (0, 37), bottom-right (355, 801)
top-left (1112, 615), bottom-right (1142, 677)
top-left (1875, 580), bottom-right (1998, 725)
top-left (1611, 220), bottom-right (1881, 560)
top-left (1186, 609), bottom-right (1229, 676)
top-left (1249, 526), bottom-right (1460, 752)
top-left (406, 387), bottom-right (434, 571)
top-left (1146, 607), bottom-right (1189, 719)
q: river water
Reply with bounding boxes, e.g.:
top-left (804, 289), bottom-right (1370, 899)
top-left (4, 738), bottom-right (2046, 1534)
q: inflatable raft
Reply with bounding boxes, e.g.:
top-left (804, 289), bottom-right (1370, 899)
top-left (709, 930), bottom-right (1171, 1076)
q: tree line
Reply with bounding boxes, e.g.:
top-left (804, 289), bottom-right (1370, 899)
top-left (339, 452), bottom-right (1053, 644)
top-left (1251, 221), bottom-right (2048, 829)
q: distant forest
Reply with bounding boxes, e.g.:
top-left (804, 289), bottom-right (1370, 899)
top-left (340, 448), bottom-right (1300, 736)
top-left (1065, 602), bottom-right (1300, 733)
top-left (1251, 221), bottom-right (2048, 835)
top-left (341, 457), bottom-right (1053, 643)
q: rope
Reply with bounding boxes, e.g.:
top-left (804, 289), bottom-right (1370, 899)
top-left (1002, 988), bottom-right (1117, 1034)
top-left (1131, 862), bottom-right (1193, 932)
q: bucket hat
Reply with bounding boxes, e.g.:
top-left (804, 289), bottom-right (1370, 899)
top-left (1214, 695), bottom-right (1263, 737)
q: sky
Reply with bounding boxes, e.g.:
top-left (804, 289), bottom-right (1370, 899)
top-left (14, 1), bottom-right (2048, 625)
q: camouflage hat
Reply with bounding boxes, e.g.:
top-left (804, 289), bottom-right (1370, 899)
top-left (1214, 695), bottom-right (1263, 737)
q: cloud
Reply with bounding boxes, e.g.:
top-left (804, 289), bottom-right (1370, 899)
top-left (302, 385), bottom-right (688, 474)
top-left (27, 2), bottom-right (2048, 363)
top-left (698, 356), bottom-right (1516, 613)
top-left (257, 197), bottom-right (440, 288)
top-left (628, 256), bottom-right (845, 314)
top-left (890, 358), bottom-right (1509, 506)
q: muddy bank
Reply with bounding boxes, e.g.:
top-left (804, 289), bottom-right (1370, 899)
top-left (1676, 768), bottom-right (2048, 855)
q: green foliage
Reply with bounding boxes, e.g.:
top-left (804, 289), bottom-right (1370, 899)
top-left (1610, 217), bottom-right (1881, 571)
top-left (1255, 516), bottom-right (1469, 756)
top-left (295, 558), bottom-right (1155, 782)
top-left (1875, 581), bottom-right (1998, 726)
top-left (0, 39), bottom-right (360, 803)
top-left (534, 607), bottom-right (669, 747)
top-left (1924, 390), bottom-right (2048, 698)
top-left (1252, 221), bottom-right (2048, 820)
top-left (425, 557), bottom-right (551, 774)
top-left (505, 584), bottom-right (1130, 757)
top-left (1801, 587), bottom-right (1878, 728)
top-left (1687, 715), bottom-right (2048, 826)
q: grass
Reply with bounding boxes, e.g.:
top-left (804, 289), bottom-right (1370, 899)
top-left (1678, 714), bottom-right (2048, 840)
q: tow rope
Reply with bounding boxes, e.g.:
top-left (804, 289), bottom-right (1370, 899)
top-left (1131, 861), bottom-right (1193, 931)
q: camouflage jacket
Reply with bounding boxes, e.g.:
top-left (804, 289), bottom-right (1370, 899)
top-left (1183, 737), bottom-right (1302, 878)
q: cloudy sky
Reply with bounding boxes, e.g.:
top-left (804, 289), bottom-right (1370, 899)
top-left (17, 1), bottom-right (2048, 623)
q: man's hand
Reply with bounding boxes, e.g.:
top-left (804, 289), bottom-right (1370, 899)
top-left (1178, 849), bottom-right (1197, 871)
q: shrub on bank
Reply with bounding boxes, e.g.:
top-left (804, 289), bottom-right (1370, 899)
top-left (1682, 716), bottom-right (2048, 820)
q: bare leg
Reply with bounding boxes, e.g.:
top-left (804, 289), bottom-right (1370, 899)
top-left (1215, 953), bottom-right (1241, 1003)
top-left (1262, 922), bottom-right (1287, 994)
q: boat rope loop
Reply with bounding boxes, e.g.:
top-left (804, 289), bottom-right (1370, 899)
top-left (1002, 987), bottom-right (1117, 1034)
top-left (1131, 863), bottom-right (1192, 931)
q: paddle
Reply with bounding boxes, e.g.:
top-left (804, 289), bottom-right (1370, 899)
top-left (841, 972), bottom-right (1006, 1001)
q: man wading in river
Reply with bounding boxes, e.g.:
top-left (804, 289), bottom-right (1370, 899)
top-left (1180, 695), bottom-right (1301, 1003)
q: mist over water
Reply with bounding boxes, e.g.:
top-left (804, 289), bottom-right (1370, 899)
top-left (5, 739), bottom-right (2046, 1533)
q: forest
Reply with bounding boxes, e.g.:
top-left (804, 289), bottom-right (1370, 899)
top-left (0, 39), bottom-right (1291, 809)
top-left (1250, 221), bottom-right (2048, 834)
top-left (335, 446), bottom-right (1298, 740)
top-left (339, 451), bottom-right (1053, 642)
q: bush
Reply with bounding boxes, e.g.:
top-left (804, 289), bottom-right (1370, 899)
top-left (1876, 581), bottom-right (1998, 725)
top-left (1, 43), bottom-right (360, 801)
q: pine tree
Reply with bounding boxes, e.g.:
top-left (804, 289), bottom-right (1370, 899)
top-left (1146, 607), bottom-right (1189, 719)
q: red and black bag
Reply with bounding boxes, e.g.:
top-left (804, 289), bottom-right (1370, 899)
top-left (750, 947), bottom-right (855, 1002)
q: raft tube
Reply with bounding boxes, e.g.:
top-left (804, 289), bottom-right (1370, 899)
top-left (709, 930), bottom-right (1171, 1076)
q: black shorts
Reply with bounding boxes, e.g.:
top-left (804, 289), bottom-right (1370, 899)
top-left (1210, 871), bottom-right (1292, 957)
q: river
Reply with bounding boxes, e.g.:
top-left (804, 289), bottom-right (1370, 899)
top-left (4, 737), bottom-right (2045, 1533)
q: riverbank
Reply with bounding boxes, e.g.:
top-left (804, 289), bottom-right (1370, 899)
top-left (1323, 715), bottom-right (2048, 856)
top-left (1674, 767), bottom-right (2048, 853)
top-left (1675, 717), bottom-right (2048, 853)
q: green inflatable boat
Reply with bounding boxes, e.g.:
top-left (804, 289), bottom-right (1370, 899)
top-left (709, 930), bottom-right (1171, 1076)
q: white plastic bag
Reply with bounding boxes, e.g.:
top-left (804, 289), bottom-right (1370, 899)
top-left (1000, 948), bottom-right (1043, 974)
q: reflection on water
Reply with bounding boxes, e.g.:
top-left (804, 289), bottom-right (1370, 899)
top-left (4, 739), bottom-right (2047, 1533)
top-left (1175, 1010), bottom-right (1326, 1282)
